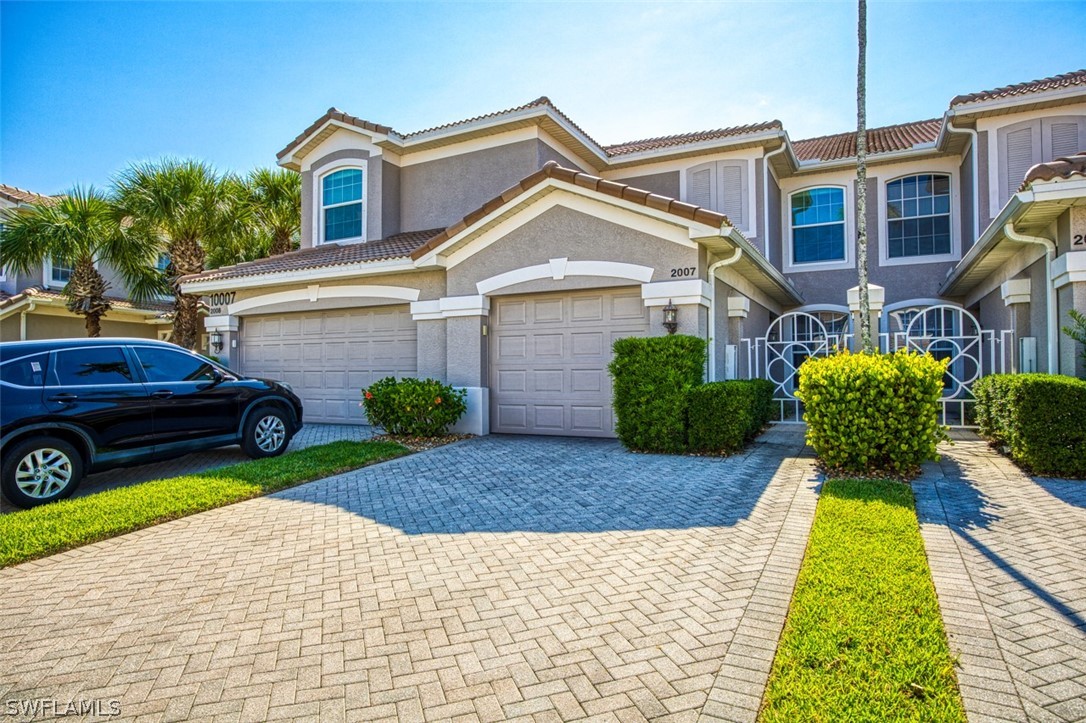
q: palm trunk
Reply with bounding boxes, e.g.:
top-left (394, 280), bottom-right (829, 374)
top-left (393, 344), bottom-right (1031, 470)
top-left (65, 258), bottom-right (112, 338)
top-left (270, 229), bottom-right (293, 256)
top-left (855, 0), bottom-right (873, 353)
top-left (169, 236), bottom-right (206, 349)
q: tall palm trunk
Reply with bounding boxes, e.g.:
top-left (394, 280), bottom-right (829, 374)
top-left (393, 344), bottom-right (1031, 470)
top-left (65, 258), bottom-right (112, 338)
top-left (169, 236), bottom-right (206, 349)
top-left (270, 229), bottom-right (293, 256)
top-left (855, 0), bottom-right (873, 353)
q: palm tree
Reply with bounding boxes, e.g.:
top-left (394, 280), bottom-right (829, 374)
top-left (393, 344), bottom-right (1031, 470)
top-left (206, 168), bottom-right (300, 269)
top-left (245, 168), bottom-right (301, 257)
top-left (114, 159), bottom-right (233, 350)
top-left (0, 187), bottom-right (165, 337)
top-left (855, 0), bottom-right (874, 353)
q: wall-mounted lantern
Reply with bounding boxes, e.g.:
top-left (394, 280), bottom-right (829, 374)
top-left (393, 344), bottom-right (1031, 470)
top-left (662, 300), bottom-right (678, 335)
top-left (209, 331), bottom-right (224, 354)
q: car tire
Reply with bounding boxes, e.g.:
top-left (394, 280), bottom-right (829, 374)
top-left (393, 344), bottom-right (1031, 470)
top-left (1, 436), bottom-right (84, 509)
top-left (242, 406), bottom-right (293, 459)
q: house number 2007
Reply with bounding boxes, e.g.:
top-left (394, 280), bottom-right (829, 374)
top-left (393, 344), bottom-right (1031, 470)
top-left (670, 267), bottom-right (697, 278)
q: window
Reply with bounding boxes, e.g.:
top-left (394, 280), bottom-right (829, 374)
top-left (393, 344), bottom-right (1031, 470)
top-left (52, 347), bottom-right (134, 385)
top-left (50, 257), bottom-right (74, 285)
top-left (1, 353), bottom-right (48, 387)
top-left (886, 174), bottom-right (951, 258)
top-left (156, 253), bottom-right (171, 273)
top-left (790, 188), bottom-right (845, 264)
top-left (322, 168), bottom-right (364, 243)
top-left (135, 347), bottom-right (218, 383)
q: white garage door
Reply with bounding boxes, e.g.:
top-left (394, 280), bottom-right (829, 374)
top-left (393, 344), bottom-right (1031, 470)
top-left (490, 288), bottom-right (650, 437)
top-left (240, 306), bottom-right (417, 424)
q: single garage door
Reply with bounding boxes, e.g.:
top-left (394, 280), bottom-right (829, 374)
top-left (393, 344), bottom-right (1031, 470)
top-left (490, 287), bottom-right (650, 437)
top-left (240, 306), bottom-right (417, 424)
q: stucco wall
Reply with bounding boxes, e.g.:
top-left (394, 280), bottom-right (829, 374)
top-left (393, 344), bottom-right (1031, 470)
top-left (977, 130), bottom-right (991, 226)
top-left (227, 269), bottom-right (447, 316)
top-left (959, 145), bottom-right (975, 252)
top-left (1058, 281), bottom-right (1086, 378)
top-left (611, 171), bottom-right (681, 199)
top-left (0, 312), bottom-right (160, 342)
top-left (444, 205), bottom-right (698, 297)
top-left (400, 140), bottom-right (541, 232)
top-left (537, 140), bottom-right (584, 171)
top-left (381, 160), bottom-right (401, 239)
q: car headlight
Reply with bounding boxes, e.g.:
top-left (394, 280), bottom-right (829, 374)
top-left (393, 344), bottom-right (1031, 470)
top-left (279, 381), bottom-right (294, 393)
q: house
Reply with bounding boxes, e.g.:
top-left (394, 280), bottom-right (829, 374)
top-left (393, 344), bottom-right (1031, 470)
top-left (0, 184), bottom-right (176, 343)
top-left (179, 69), bottom-right (1086, 436)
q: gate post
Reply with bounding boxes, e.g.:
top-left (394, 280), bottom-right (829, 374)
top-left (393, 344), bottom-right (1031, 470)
top-left (847, 284), bottom-right (885, 352)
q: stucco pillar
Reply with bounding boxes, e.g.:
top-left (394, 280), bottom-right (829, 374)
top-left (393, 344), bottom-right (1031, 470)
top-left (727, 296), bottom-right (750, 379)
top-left (847, 284), bottom-right (885, 351)
top-left (415, 318), bottom-right (447, 381)
top-left (411, 295), bottom-right (490, 436)
top-left (203, 314), bottom-right (238, 368)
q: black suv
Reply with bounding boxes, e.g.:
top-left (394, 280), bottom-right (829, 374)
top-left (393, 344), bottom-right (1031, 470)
top-left (0, 338), bottom-right (304, 509)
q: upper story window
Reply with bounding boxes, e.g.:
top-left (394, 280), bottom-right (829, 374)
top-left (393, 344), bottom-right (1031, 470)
top-left (790, 187), bottom-right (845, 264)
top-left (321, 168), bottom-right (364, 243)
top-left (687, 161), bottom-right (747, 232)
top-left (887, 174), bottom-right (951, 258)
top-left (156, 253), bottom-right (171, 273)
top-left (49, 257), bottom-right (73, 286)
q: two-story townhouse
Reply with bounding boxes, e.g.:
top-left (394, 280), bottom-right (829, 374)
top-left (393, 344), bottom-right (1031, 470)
top-left (0, 184), bottom-right (175, 342)
top-left (179, 69), bottom-right (1086, 436)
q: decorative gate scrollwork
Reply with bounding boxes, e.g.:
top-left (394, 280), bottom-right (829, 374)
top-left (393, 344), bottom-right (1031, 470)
top-left (902, 304), bottom-right (983, 400)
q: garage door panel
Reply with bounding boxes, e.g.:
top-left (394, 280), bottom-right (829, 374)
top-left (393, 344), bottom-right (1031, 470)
top-left (240, 306), bottom-right (416, 425)
top-left (490, 288), bottom-right (649, 437)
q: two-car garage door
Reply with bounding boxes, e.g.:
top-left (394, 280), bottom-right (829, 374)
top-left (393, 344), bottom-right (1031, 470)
top-left (240, 306), bottom-right (417, 424)
top-left (490, 288), bottom-right (650, 437)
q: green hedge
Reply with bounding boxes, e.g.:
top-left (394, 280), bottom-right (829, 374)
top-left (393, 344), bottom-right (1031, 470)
top-left (973, 374), bottom-right (1086, 478)
top-left (609, 335), bottom-right (706, 453)
top-left (362, 377), bottom-right (467, 436)
top-left (687, 380), bottom-right (775, 454)
top-left (797, 350), bottom-right (948, 476)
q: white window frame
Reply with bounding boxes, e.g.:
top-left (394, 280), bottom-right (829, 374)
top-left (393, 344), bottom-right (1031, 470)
top-left (784, 184), bottom-right (853, 273)
top-left (315, 162), bottom-right (368, 245)
top-left (879, 171), bottom-right (960, 267)
top-left (43, 256), bottom-right (76, 289)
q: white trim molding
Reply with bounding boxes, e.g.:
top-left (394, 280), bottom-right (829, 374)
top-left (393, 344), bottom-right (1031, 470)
top-left (1000, 278), bottom-right (1032, 306)
top-left (410, 295), bottom-right (490, 320)
top-left (229, 284), bottom-right (421, 315)
top-left (203, 314), bottom-right (239, 332)
top-left (1052, 252), bottom-right (1086, 289)
top-left (475, 258), bottom-right (655, 295)
top-left (784, 183), bottom-right (854, 274)
top-left (641, 279), bottom-right (712, 308)
top-left (847, 284), bottom-right (886, 314)
top-left (727, 296), bottom-right (750, 318)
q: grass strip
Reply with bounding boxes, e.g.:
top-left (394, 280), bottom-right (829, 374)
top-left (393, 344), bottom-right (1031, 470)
top-left (0, 440), bottom-right (408, 568)
top-left (760, 478), bottom-right (966, 722)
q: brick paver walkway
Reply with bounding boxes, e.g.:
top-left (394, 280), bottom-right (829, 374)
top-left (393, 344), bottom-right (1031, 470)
top-left (0, 424), bottom-right (368, 514)
top-left (914, 432), bottom-right (1086, 723)
top-left (0, 429), bottom-right (818, 722)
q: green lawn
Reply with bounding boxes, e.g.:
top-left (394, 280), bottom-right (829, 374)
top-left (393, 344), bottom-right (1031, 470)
top-left (760, 479), bottom-right (966, 722)
top-left (0, 440), bottom-right (408, 568)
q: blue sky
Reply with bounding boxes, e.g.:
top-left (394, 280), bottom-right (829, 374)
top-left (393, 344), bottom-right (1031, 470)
top-left (2, 1), bottom-right (1084, 194)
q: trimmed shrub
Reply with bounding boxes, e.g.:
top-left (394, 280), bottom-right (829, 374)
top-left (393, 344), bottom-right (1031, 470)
top-left (609, 335), bottom-right (706, 453)
top-left (687, 379), bottom-right (776, 454)
top-left (797, 350), bottom-right (948, 476)
top-left (362, 377), bottom-right (467, 436)
top-left (973, 374), bottom-right (1086, 478)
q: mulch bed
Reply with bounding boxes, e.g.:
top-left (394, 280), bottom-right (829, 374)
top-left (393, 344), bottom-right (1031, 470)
top-left (371, 433), bottom-right (473, 452)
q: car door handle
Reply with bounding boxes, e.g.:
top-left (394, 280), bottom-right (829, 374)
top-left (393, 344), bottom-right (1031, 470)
top-left (151, 390), bottom-right (174, 399)
top-left (48, 393), bottom-right (78, 403)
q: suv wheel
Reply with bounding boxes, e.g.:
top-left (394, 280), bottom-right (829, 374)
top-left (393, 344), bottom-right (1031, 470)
top-left (242, 407), bottom-right (292, 458)
top-left (1, 437), bottom-right (84, 509)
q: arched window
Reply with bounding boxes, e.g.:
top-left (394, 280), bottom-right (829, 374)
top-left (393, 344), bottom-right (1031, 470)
top-left (886, 174), bottom-right (950, 258)
top-left (321, 168), bottom-right (364, 243)
top-left (790, 187), bottom-right (845, 264)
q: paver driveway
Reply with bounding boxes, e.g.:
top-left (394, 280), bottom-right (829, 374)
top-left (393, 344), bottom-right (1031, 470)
top-left (0, 430), bottom-right (818, 722)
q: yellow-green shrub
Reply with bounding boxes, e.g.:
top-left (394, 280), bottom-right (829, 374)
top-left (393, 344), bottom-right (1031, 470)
top-left (797, 350), bottom-right (948, 476)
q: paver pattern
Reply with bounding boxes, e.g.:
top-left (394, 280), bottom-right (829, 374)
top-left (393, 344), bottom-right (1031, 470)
top-left (0, 429), bottom-right (818, 722)
top-left (0, 424), bottom-right (368, 514)
top-left (914, 432), bottom-right (1086, 723)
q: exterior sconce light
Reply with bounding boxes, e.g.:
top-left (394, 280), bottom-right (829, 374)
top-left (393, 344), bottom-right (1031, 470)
top-left (662, 300), bottom-right (678, 335)
top-left (210, 332), bottom-right (224, 354)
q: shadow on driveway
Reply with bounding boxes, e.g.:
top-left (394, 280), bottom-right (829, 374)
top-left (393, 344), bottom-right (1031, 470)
top-left (274, 430), bottom-right (807, 534)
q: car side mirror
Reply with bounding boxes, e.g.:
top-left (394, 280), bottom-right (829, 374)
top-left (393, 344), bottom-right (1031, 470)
top-left (209, 368), bottom-right (225, 385)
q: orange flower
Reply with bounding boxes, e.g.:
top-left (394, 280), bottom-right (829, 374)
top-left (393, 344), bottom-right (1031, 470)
top-left (435, 396), bottom-right (442, 405)
top-left (364, 391), bottom-right (373, 400)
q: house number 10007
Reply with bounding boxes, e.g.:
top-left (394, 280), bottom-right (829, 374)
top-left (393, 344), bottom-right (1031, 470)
top-left (670, 267), bottom-right (697, 278)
